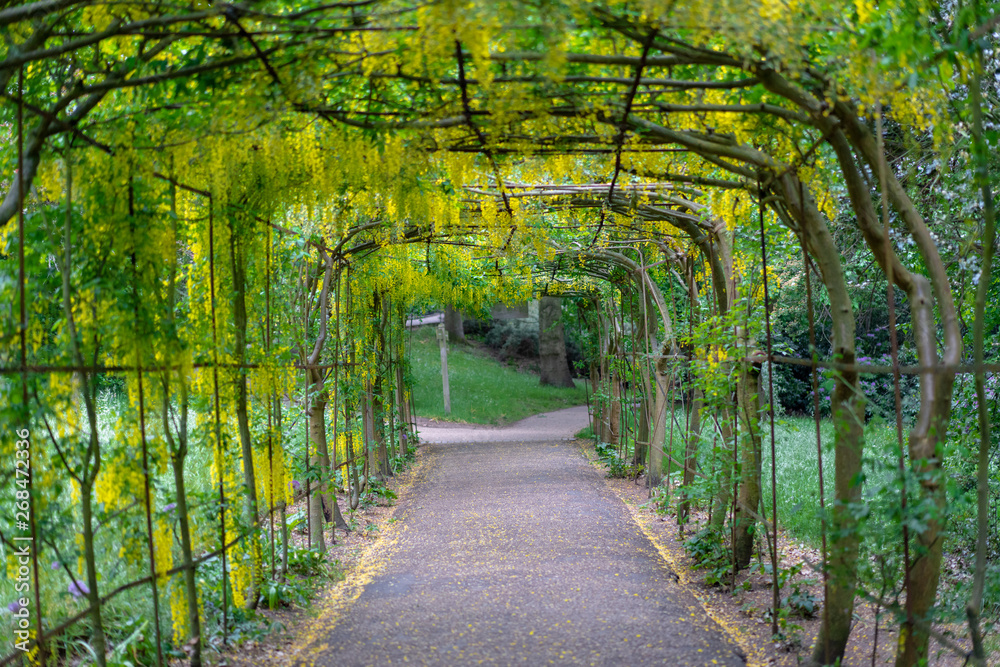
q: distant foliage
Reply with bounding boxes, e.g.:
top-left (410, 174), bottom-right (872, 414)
top-left (483, 320), bottom-right (540, 359)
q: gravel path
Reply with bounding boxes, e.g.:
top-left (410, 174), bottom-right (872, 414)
top-left (299, 415), bottom-right (744, 666)
top-left (416, 405), bottom-right (591, 443)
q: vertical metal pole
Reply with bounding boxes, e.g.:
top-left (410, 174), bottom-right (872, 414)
top-left (208, 198), bottom-right (228, 645)
top-left (801, 233), bottom-right (829, 657)
top-left (876, 92), bottom-right (910, 607)
top-left (129, 176), bottom-right (164, 664)
top-left (266, 225), bottom-right (275, 580)
top-left (437, 323), bottom-right (451, 415)
top-left (303, 255), bottom-right (311, 548)
top-left (19, 64), bottom-right (47, 665)
top-left (333, 264), bottom-right (342, 496)
top-left (757, 180), bottom-right (780, 635)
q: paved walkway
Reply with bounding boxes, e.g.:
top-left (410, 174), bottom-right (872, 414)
top-left (416, 405), bottom-right (591, 444)
top-left (300, 418), bottom-right (743, 666)
top-left (406, 312), bottom-right (444, 327)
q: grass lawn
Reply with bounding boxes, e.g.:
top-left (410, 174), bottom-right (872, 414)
top-left (407, 325), bottom-right (588, 425)
top-left (646, 408), bottom-right (909, 549)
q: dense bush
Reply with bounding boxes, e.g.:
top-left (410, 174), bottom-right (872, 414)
top-left (483, 320), bottom-right (539, 359)
top-left (466, 314), bottom-right (586, 375)
top-left (461, 317), bottom-right (494, 339)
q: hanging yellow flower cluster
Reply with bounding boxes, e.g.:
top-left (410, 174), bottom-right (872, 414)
top-left (153, 518), bottom-right (173, 584)
top-left (169, 581), bottom-right (188, 647)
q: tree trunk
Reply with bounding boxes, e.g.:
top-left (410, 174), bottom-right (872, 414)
top-left (80, 476), bottom-right (107, 667)
top-left (678, 265), bottom-right (703, 529)
top-left (279, 504), bottom-right (289, 577)
top-left (362, 389), bottom-right (374, 491)
top-left (819, 120), bottom-right (961, 663)
top-left (59, 203), bottom-right (107, 666)
top-left (164, 378), bottom-right (203, 666)
top-left (609, 367), bottom-right (622, 447)
top-left (775, 172), bottom-right (865, 667)
top-left (596, 309), bottom-right (613, 443)
top-left (301, 249), bottom-right (347, 542)
top-left (274, 396), bottom-right (288, 579)
top-left (647, 365), bottom-right (668, 487)
top-left (797, 112), bottom-right (962, 665)
top-left (76, 385), bottom-right (106, 666)
top-left (895, 281), bottom-right (952, 667)
top-left (234, 360), bottom-right (262, 607)
top-left (591, 362), bottom-right (606, 442)
top-left (397, 304), bottom-right (413, 447)
top-left (372, 377), bottom-right (391, 479)
top-left (386, 371), bottom-right (397, 463)
top-left (634, 396), bottom-right (649, 466)
top-left (228, 219), bottom-right (262, 608)
top-left (538, 296), bottom-right (576, 387)
top-left (309, 383), bottom-right (348, 532)
top-left (308, 452), bottom-right (325, 553)
top-left (709, 407), bottom-right (735, 533)
top-left (634, 286), bottom-right (660, 469)
top-left (343, 395), bottom-right (361, 510)
top-left (966, 52), bottom-right (994, 666)
top-left (160, 192), bottom-right (203, 665)
top-left (374, 293), bottom-right (392, 478)
top-left (733, 359), bottom-right (762, 570)
top-left (678, 386), bottom-right (703, 527)
top-left (396, 363), bottom-right (410, 452)
top-left (444, 305), bottom-right (466, 343)
top-left (306, 394), bottom-right (327, 554)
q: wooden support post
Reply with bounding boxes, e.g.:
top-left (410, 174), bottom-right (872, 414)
top-left (437, 323), bottom-right (451, 414)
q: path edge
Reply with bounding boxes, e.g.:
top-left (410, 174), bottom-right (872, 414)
top-left (576, 439), bottom-right (767, 667)
top-left (288, 445), bottom-right (433, 666)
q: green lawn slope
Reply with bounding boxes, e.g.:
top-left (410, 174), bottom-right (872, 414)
top-left (408, 325), bottom-right (588, 425)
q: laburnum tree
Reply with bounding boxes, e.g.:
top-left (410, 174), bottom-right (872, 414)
top-left (1, 2), bottom-right (997, 667)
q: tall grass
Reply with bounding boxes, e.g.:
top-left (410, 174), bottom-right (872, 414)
top-left (622, 405), bottom-right (912, 552)
top-left (408, 325), bottom-right (588, 424)
top-left (596, 399), bottom-right (998, 628)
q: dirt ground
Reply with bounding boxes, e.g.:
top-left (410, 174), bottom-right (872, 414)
top-left (588, 441), bottom-right (992, 667)
top-left (201, 454), bottom-right (426, 667)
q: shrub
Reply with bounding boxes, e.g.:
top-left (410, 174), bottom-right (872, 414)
top-left (483, 320), bottom-right (539, 359)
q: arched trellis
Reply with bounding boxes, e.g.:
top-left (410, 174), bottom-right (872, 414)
top-left (469, 179), bottom-right (792, 629)
top-left (458, 153), bottom-right (953, 662)
top-left (424, 38), bottom-right (967, 661)
top-left (0, 140), bottom-right (500, 667)
top-left (1, 3), bottom-right (995, 666)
